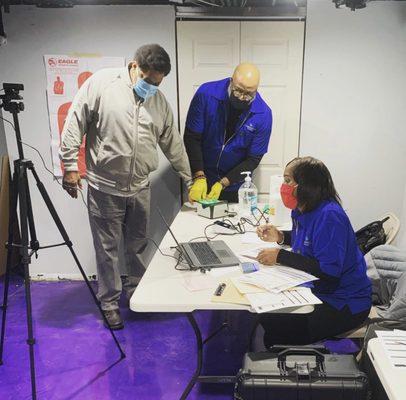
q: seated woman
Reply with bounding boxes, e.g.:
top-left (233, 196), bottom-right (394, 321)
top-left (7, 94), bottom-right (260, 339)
top-left (256, 156), bottom-right (371, 348)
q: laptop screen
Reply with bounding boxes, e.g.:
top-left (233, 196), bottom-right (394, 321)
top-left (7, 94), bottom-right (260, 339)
top-left (156, 208), bottom-right (195, 270)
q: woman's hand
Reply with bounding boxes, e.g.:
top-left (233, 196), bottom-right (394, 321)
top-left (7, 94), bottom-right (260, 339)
top-left (256, 224), bottom-right (282, 243)
top-left (257, 248), bottom-right (280, 266)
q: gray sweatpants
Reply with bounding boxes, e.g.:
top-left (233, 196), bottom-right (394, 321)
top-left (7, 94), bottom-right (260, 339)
top-left (87, 185), bottom-right (150, 311)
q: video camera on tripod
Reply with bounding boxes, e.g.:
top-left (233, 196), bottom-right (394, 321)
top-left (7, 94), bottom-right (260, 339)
top-left (0, 83), bottom-right (25, 112)
top-left (0, 81), bottom-right (125, 400)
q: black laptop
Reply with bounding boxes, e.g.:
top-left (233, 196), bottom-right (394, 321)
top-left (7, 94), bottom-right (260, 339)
top-left (157, 208), bottom-right (240, 269)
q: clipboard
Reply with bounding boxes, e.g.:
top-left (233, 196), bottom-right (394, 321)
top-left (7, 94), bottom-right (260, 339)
top-left (211, 279), bottom-right (250, 306)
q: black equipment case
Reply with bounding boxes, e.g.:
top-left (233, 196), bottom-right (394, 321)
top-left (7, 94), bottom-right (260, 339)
top-left (235, 348), bottom-right (368, 400)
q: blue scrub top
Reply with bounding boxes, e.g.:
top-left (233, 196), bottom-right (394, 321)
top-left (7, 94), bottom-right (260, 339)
top-left (185, 78), bottom-right (273, 192)
top-left (291, 201), bottom-right (372, 314)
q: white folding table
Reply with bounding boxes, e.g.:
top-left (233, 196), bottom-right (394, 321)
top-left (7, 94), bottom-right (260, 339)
top-left (367, 337), bottom-right (406, 400)
top-left (130, 206), bottom-right (314, 399)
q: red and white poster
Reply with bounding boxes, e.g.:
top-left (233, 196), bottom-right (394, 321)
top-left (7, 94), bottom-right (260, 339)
top-left (44, 55), bottom-right (125, 177)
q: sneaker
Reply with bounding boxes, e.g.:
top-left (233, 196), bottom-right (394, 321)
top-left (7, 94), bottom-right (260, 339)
top-left (103, 309), bottom-right (124, 330)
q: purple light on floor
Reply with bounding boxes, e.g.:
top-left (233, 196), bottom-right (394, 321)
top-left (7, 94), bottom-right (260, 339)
top-left (0, 277), bottom-right (255, 400)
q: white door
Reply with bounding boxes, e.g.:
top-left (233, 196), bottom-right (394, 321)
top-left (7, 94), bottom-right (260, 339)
top-left (241, 21), bottom-right (304, 197)
top-left (177, 20), bottom-right (304, 199)
top-left (177, 21), bottom-right (240, 134)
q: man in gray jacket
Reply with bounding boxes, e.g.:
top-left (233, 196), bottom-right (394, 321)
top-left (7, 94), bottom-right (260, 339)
top-left (60, 44), bottom-right (192, 329)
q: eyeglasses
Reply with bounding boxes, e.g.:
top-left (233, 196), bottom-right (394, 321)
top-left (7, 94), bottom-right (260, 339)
top-left (231, 85), bottom-right (256, 101)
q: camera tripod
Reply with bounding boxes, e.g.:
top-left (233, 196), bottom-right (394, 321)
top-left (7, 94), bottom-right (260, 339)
top-left (0, 83), bottom-right (125, 400)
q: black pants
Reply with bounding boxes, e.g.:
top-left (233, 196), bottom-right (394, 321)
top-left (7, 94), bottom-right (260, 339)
top-left (219, 190), bottom-right (238, 203)
top-left (260, 303), bottom-right (370, 349)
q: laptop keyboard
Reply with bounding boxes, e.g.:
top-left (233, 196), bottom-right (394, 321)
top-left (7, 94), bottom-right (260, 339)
top-left (189, 242), bottom-right (221, 265)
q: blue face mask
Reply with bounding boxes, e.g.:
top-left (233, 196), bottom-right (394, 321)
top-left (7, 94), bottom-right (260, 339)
top-left (134, 78), bottom-right (158, 101)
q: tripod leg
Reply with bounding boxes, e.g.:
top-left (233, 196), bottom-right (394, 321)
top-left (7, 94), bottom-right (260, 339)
top-left (29, 166), bottom-right (125, 359)
top-left (18, 163), bottom-right (37, 399)
top-left (0, 169), bottom-right (19, 365)
top-left (23, 172), bottom-right (39, 252)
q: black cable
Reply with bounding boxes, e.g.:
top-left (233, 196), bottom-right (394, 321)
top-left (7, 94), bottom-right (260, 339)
top-left (204, 223), bottom-right (213, 240)
top-left (239, 207), bottom-right (269, 229)
top-left (145, 237), bottom-right (182, 263)
top-left (221, 218), bottom-right (246, 234)
top-left (21, 141), bottom-right (61, 180)
top-left (19, 140), bottom-right (89, 210)
top-left (188, 236), bottom-right (208, 242)
top-left (0, 114), bottom-right (14, 130)
top-left (252, 206), bottom-right (270, 225)
top-left (173, 251), bottom-right (192, 271)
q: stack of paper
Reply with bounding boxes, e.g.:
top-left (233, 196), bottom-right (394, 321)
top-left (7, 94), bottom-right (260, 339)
top-left (209, 263), bottom-right (321, 312)
top-left (376, 330), bottom-right (406, 369)
top-left (211, 279), bottom-right (250, 306)
top-left (235, 266), bottom-right (318, 293)
top-left (246, 288), bottom-right (322, 313)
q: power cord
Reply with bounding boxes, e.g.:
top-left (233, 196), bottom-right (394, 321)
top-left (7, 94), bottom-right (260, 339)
top-left (200, 206), bottom-right (269, 241)
top-left (20, 139), bottom-right (90, 210)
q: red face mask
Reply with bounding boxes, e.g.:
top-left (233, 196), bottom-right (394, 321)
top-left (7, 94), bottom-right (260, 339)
top-left (280, 183), bottom-right (298, 209)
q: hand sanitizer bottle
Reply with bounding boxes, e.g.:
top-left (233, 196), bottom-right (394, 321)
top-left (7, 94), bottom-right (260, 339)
top-left (238, 171), bottom-right (258, 217)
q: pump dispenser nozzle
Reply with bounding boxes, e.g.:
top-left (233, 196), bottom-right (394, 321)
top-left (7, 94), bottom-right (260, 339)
top-left (241, 171), bottom-right (252, 182)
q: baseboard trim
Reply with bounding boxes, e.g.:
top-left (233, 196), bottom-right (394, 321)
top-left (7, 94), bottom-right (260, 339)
top-left (30, 273), bottom-right (97, 281)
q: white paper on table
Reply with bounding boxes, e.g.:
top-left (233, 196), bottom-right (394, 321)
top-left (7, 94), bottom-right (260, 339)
top-left (239, 244), bottom-right (280, 260)
top-left (231, 277), bottom-right (267, 294)
top-left (236, 266), bottom-right (318, 293)
top-left (182, 274), bottom-right (217, 292)
top-left (207, 266), bottom-right (240, 278)
top-left (246, 288), bottom-right (321, 313)
top-left (375, 330), bottom-right (406, 368)
top-left (241, 232), bottom-right (266, 244)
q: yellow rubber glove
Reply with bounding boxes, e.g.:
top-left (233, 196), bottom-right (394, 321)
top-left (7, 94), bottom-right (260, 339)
top-left (189, 178), bottom-right (207, 202)
top-left (207, 182), bottom-right (223, 200)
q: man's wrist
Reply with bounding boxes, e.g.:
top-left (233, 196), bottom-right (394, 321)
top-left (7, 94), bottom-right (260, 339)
top-left (219, 177), bottom-right (230, 188)
top-left (193, 170), bottom-right (206, 180)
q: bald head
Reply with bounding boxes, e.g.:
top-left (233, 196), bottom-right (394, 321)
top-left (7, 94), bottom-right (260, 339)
top-left (232, 63), bottom-right (260, 92)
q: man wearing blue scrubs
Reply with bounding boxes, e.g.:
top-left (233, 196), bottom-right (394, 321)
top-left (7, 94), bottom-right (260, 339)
top-left (185, 63), bottom-right (273, 203)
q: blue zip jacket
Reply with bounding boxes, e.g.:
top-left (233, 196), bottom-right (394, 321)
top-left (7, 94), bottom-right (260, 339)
top-left (185, 78), bottom-right (273, 192)
top-left (290, 200), bottom-right (372, 314)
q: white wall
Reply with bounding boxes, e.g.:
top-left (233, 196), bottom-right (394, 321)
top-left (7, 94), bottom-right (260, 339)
top-left (0, 5), bottom-right (181, 278)
top-left (1, 1), bottom-right (406, 279)
top-left (398, 182), bottom-right (406, 249)
top-left (301, 0), bottom-right (406, 233)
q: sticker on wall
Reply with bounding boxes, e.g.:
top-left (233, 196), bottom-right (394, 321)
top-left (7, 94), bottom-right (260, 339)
top-left (44, 55), bottom-right (125, 177)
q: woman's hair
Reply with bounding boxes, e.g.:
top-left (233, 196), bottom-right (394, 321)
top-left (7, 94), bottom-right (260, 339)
top-left (287, 156), bottom-right (341, 212)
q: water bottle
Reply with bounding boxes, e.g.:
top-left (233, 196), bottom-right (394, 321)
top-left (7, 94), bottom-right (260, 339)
top-left (238, 171), bottom-right (258, 218)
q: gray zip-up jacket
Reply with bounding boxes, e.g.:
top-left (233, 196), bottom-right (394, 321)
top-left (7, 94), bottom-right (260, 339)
top-left (59, 66), bottom-right (191, 195)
